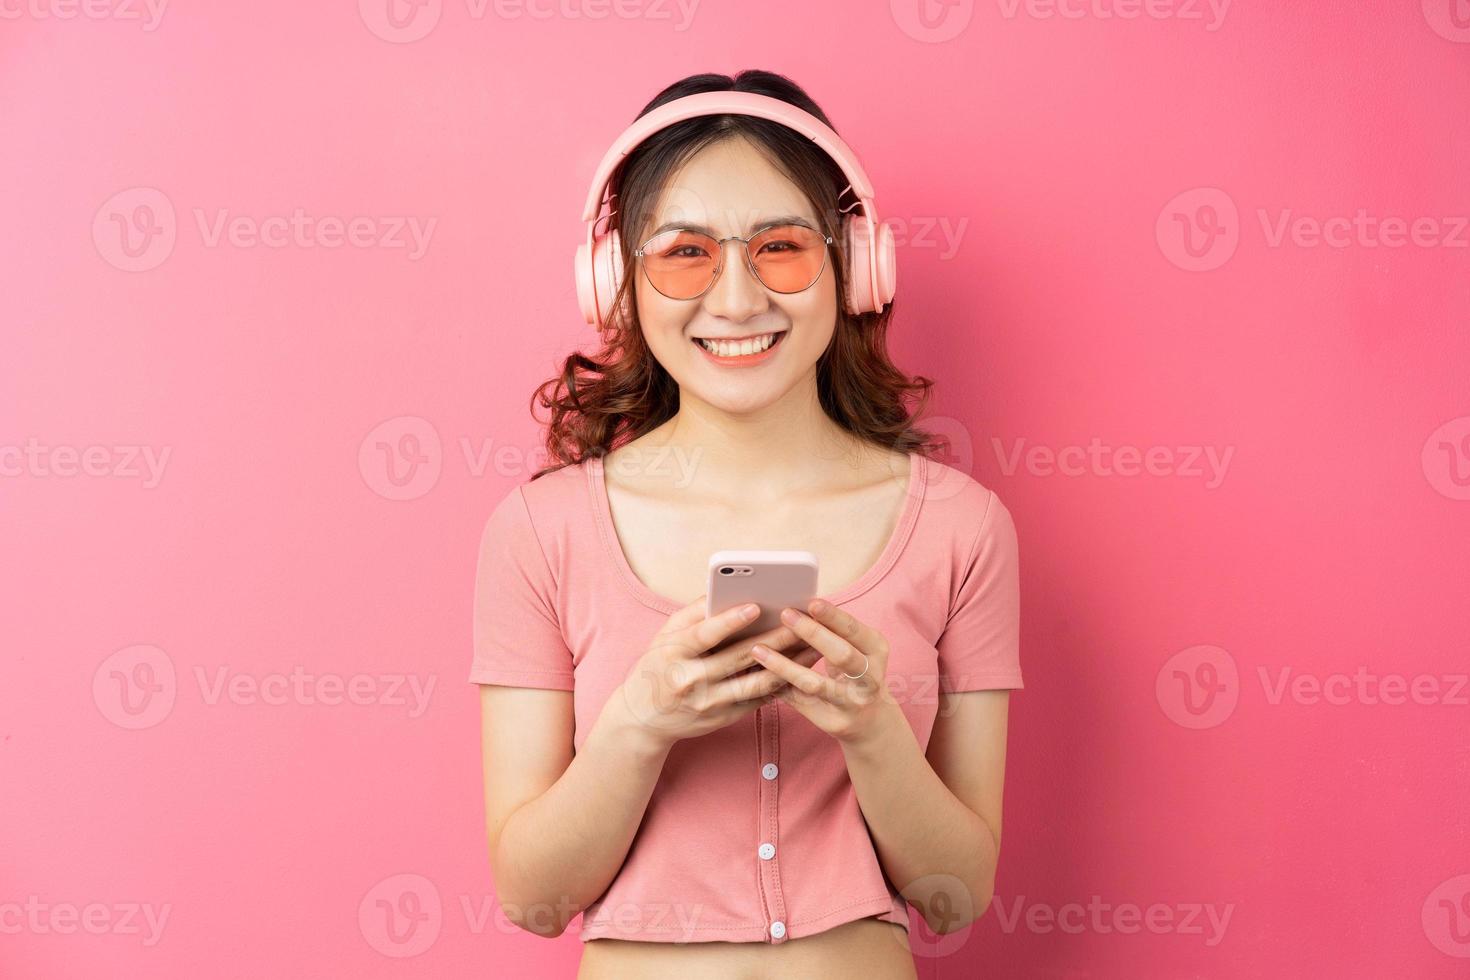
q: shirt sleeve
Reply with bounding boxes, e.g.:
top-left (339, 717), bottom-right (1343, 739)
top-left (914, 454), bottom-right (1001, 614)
top-left (935, 488), bottom-right (1023, 693)
top-left (469, 484), bottom-right (576, 689)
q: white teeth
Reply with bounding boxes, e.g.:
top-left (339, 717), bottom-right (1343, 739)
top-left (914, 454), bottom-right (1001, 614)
top-left (697, 332), bottom-right (779, 357)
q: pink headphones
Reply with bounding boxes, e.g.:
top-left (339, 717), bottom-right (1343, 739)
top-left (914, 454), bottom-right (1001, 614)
top-left (574, 90), bottom-right (898, 329)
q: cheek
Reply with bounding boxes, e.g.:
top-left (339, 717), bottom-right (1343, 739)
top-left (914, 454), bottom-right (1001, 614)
top-left (785, 273), bottom-right (839, 347)
top-left (634, 280), bottom-right (687, 347)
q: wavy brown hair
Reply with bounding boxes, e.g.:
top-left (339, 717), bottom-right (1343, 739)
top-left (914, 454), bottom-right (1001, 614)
top-left (530, 69), bottom-right (943, 481)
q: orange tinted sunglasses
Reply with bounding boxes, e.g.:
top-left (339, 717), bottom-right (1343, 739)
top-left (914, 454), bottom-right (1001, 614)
top-left (634, 224), bottom-right (834, 300)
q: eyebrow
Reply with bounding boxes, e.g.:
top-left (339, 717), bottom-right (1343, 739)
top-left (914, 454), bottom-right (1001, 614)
top-left (649, 214), bottom-right (817, 237)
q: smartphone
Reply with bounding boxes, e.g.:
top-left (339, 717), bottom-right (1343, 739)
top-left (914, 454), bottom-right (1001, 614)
top-left (706, 550), bottom-right (820, 645)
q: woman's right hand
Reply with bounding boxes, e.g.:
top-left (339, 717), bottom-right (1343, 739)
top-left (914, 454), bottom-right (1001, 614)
top-left (613, 594), bottom-right (821, 751)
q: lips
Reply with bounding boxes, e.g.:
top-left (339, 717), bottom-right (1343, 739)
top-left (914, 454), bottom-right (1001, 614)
top-left (690, 329), bottom-right (788, 358)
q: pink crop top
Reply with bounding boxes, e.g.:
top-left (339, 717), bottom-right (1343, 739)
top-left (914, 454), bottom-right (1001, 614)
top-left (470, 451), bottom-right (1023, 945)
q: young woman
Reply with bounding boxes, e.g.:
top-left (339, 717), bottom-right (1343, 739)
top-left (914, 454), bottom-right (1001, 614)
top-left (473, 69), bottom-right (1023, 980)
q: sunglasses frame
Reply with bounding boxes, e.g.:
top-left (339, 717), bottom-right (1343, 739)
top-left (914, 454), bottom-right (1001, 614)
top-left (634, 225), bottom-right (835, 301)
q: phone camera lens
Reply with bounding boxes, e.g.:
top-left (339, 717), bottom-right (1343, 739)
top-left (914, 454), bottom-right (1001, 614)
top-left (719, 566), bottom-right (733, 575)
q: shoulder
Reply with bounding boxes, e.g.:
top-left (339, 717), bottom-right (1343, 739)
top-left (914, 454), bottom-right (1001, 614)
top-left (497, 457), bottom-right (589, 522)
top-left (480, 458), bottom-right (591, 557)
top-left (919, 454), bottom-right (1016, 547)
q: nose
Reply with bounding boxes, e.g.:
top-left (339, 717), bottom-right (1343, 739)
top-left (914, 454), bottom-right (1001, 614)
top-left (700, 238), bottom-right (769, 321)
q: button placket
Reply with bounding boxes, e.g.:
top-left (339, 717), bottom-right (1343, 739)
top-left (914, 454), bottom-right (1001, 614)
top-left (754, 701), bottom-right (788, 943)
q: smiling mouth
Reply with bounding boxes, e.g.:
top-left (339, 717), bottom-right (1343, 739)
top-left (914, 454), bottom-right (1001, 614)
top-left (690, 330), bottom-right (789, 358)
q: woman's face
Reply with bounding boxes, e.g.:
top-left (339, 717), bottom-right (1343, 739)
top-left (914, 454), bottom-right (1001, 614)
top-left (633, 136), bottom-right (839, 414)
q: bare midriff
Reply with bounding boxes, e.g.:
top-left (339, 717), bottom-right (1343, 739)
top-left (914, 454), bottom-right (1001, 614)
top-left (576, 916), bottom-right (918, 980)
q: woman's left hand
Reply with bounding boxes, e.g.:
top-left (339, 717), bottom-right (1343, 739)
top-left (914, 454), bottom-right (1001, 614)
top-left (750, 598), bottom-right (901, 746)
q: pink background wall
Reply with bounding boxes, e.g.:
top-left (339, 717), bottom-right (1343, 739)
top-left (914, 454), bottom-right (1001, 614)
top-left (3, 2), bottom-right (1467, 977)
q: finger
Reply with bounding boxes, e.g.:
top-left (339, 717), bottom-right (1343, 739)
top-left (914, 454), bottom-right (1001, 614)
top-left (697, 623), bottom-right (805, 682)
top-left (777, 606), bottom-right (873, 683)
top-left (709, 647), bottom-right (822, 707)
top-left (804, 598), bottom-right (888, 666)
top-left (662, 592), bottom-right (711, 633)
top-left (750, 641), bottom-right (843, 703)
top-left (682, 601), bottom-right (760, 658)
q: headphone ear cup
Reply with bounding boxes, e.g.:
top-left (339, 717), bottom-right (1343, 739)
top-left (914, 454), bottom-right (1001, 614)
top-left (841, 215), bottom-right (898, 316)
top-left (575, 228), bottom-right (628, 328)
top-left (574, 239), bottom-right (598, 326)
top-left (872, 219), bottom-right (897, 311)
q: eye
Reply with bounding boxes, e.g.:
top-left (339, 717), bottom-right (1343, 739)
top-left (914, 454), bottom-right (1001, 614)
top-left (752, 225), bottom-right (822, 256)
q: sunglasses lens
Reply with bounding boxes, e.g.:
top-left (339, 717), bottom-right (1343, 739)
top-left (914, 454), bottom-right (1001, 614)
top-left (748, 225), bottom-right (829, 293)
top-left (640, 229), bottom-right (719, 300)
top-left (639, 225), bottom-right (830, 299)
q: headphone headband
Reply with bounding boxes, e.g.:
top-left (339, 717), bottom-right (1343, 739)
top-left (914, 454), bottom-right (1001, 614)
top-left (579, 91), bottom-right (879, 225)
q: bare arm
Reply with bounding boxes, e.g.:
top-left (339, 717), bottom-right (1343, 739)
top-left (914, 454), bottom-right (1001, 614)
top-left (840, 689), bottom-right (1010, 934)
top-left (479, 685), bottom-right (669, 938)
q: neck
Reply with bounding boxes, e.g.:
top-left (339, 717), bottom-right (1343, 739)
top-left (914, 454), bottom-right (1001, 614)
top-left (625, 375), bottom-right (887, 502)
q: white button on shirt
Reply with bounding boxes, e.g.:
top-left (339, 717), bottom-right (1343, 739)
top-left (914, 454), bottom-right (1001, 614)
top-left (758, 842), bottom-right (775, 860)
top-left (769, 920), bottom-right (786, 939)
top-left (761, 763), bottom-right (779, 780)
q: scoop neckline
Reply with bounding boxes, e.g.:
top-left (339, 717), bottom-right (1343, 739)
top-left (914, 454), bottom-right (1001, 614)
top-left (586, 450), bottom-right (927, 616)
